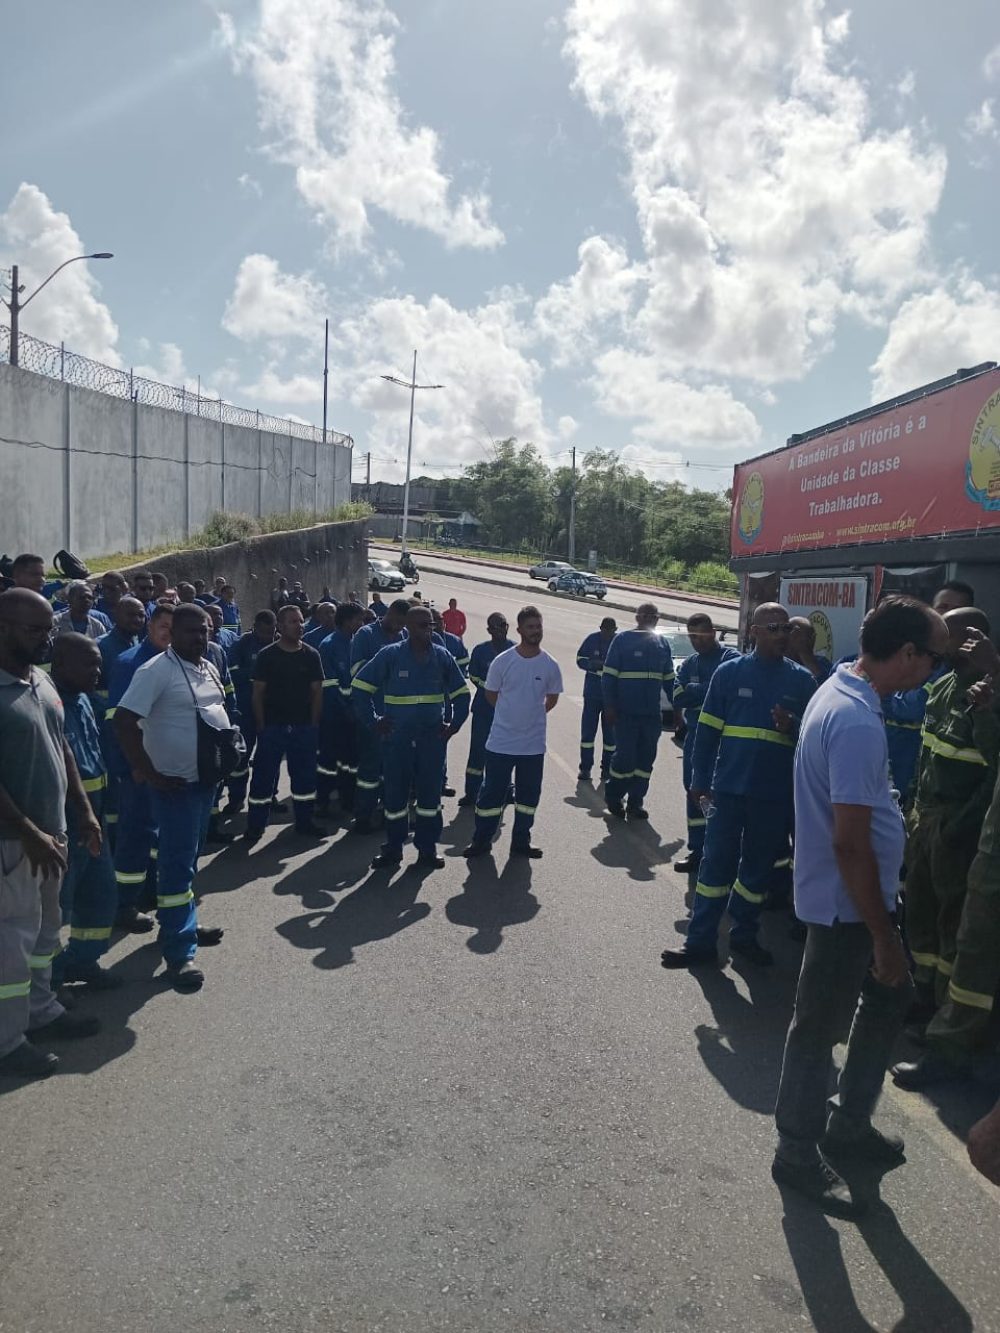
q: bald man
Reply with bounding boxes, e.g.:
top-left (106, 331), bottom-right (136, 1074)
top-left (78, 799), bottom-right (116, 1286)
top-left (662, 602), bottom-right (817, 969)
top-left (0, 590), bottom-right (102, 1079)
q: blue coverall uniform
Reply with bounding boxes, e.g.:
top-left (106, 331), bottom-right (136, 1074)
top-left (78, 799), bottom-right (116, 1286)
top-left (602, 629), bottom-right (674, 810)
top-left (464, 638), bottom-right (514, 801)
top-left (435, 629), bottom-right (469, 792)
top-left (205, 640), bottom-right (239, 819)
top-left (94, 625), bottom-right (139, 843)
top-left (353, 642), bottom-right (470, 858)
top-left (106, 639), bottom-right (163, 912)
top-left (220, 601), bottom-right (241, 633)
top-left (686, 652), bottom-right (816, 953)
top-left (225, 631), bottom-right (273, 810)
top-left (673, 644), bottom-right (741, 856)
top-left (350, 620), bottom-right (406, 821)
top-left (317, 628), bottom-right (359, 811)
top-left (51, 689), bottom-right (118, 984)
top-left (576, 631), bottom-right (616, 778)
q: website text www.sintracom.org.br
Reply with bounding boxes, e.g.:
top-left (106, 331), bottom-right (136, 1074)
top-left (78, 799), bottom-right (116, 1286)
top-left (834, 517), bottom-right (917, 540)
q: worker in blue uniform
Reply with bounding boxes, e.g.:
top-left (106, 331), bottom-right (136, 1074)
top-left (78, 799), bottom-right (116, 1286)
top-left (602, 603), bottom-right (674, 819)
top-left (349, 598), bottom-right (411, 833)
top-left (576, 616), bottom-right (617, 781)
top-left (105, 604), bottom-right (175, 932)
top-left (459, 612), bottom-right (514, 807)
top-left (353, 604), bottom-right (470, 870)
top-left (202, 617), bottom-right (240, 845)
top-left (225, 609), bottom-right (278, 814)
top-left (49, 634), bottom-right (123, 991)
top-left (431, 606), bottom-right (470, 796)
top-left (94, 595), bottom-right (146, 847)
top-left (672, 614), bottom-right (741, 873)
top-left (661, 602), bottom-right (816, 969)
top-left (316, 600), bottom-right (366, 817)
top-left (218, 584), bottom-right (242, 634)
top-left (304, 601), bottom-right (338, 648)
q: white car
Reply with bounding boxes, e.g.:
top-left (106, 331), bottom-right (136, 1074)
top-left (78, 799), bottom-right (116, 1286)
top-left (529, 559), bottom-right (574, 581)
top-left (368, 559), bottom-right (405, 592)
top-left (658, 626), bottom-right (692, 727)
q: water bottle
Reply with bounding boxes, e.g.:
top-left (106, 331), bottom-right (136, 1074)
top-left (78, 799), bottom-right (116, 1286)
top-left (699, 795), bottom-right (716, 820)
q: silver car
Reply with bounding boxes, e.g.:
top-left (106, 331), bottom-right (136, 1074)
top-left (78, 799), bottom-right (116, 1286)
top-left (529, 559), bottom-right (574, 581)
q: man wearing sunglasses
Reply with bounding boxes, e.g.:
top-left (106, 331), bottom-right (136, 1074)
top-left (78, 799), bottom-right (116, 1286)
top-left (661, 602), bottom-right (816, 969)
top-left (771, 595), bottom-right (948, 1216)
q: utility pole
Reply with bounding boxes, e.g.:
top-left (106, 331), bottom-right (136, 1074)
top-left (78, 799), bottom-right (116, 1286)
top-left (380, 351), bottom-right (444, 556)
top-left (365, 451), bottom-right (371, 486)
top-left (568, 445), bottom-right (577, 566)
top-left (3, 253), bottom-right (113, 367)
top-left (322, 318), bottom-right (329, 444)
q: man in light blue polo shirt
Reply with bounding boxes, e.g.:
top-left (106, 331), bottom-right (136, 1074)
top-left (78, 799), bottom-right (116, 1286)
top-left (772, 595), bottom-right (948, 1218)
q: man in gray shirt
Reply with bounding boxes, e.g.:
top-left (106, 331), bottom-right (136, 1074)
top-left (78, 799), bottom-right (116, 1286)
top-left (772, 596), bottom-right (948, 1216)
top-left (0, 589), bottom-right (103, 1079)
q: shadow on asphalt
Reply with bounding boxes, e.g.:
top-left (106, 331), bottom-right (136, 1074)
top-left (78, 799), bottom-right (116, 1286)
top-left (445, 859), bottom-right (539, 954)
top-left (590, 820), bottom-right (684, 884)
top-left (275, 866), bottom-right (432, 969)
top-left (779, 1189), bottom-right (973, 1332)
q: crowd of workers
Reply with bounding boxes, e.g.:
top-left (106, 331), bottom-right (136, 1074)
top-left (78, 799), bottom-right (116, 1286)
top-left (1, 552), bottom-right (998, 1206)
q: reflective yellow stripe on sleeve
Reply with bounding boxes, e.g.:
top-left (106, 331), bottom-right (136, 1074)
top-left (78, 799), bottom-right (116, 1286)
top-left (81, 775), bottom-right (107, 793)
top-left (698, 711), bottom-right (725, 731)
top-left (352, 678), bottom-right (378, 694)
top-left (721, 724), bottom-right (794, 748)
top-left (920, 732), bottom-right (987, 766)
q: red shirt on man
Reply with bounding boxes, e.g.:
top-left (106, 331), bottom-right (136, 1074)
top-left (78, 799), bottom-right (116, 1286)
top-left (441, 604), bottom-right (467, 637)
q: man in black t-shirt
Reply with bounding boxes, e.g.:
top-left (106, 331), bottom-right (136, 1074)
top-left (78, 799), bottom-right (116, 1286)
top-left (244, 605), bottom-right (325, 845)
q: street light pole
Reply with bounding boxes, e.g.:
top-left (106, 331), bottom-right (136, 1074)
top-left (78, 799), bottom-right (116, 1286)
top-left (568, 445), bottom-right (577, 566)
top-left (380, 350), bottom-right (444, 557)
top-left (3, 252), bottom-right (114, 367)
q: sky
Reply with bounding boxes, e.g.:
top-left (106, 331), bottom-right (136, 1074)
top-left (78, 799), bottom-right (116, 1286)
top-left (2, 0), bottom-right (999, 491)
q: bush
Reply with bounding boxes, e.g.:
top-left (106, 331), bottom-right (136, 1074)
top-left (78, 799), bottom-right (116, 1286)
top-left (198, 511), bottom-right (258, 545)
top-left (194, 502), bottom-right (374, 545)
top-left (660, 558), bottom-right (687, 587)
top-left (687, 561), bottom-right (739, 595)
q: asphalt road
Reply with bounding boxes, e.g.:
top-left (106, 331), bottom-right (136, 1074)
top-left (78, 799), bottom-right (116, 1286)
top-left (369, 544), bottom-right (740, 632)
top-left (1, 572), bottom-right (998, 1333)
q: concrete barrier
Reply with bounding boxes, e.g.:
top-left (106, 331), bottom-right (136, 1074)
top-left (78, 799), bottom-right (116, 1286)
top-left (113, 520), bottom-right (369, 618)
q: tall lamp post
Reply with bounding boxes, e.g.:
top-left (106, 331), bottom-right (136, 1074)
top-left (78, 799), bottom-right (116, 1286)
top-left (380, 350), bottom-right (443, 555)
top-left (3, 252), bottom-right (114, 366)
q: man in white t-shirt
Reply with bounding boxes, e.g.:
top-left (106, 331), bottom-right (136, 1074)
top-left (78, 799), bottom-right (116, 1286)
top-left (464, 605), bottom-right (562, 860)
top-left (115, 604), bottom-right (230, 992)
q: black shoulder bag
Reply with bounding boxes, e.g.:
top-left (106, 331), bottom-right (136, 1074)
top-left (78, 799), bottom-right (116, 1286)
top-left (172, 651), bottom-right (247, 785)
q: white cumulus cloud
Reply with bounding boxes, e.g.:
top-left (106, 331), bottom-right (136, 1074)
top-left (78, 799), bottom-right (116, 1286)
top-left (222, 253), bottom-right (329, 342)
top-left (0, 182), bottom-right (119, 363)
top-left (871, 277), bottom-right (1000, 400)
top-left (218, 0), bottom-right (503, 253)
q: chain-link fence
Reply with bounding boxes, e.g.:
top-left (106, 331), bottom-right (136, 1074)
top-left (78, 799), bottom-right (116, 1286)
top-left (0, 325), bottom-right (352, 447)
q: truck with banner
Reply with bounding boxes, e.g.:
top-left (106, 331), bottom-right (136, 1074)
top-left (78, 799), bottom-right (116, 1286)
top-left (729, 361), bottom-right (1000, 647)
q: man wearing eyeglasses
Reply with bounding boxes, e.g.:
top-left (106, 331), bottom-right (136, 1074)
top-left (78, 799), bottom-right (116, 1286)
top-left (770, 596), bottom-right (948, 1216)
top-left (661, 602), bottom-right (816, 969)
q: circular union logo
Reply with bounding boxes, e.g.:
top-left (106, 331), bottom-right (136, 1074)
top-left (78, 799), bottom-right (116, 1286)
top-left (738, 471), bottom-right (765, 545)
top-left (966, 389), bottom-right (1000, 512)
top-left (809, 610), bottom-right (833, 660)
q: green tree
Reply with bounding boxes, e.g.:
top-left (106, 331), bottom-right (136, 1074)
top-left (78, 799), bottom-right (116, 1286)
top-left (456, 439), bottom-right (554, 549)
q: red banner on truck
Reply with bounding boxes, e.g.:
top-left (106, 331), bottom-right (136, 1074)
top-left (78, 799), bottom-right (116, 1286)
top-left (732, 367), bottom-right (1000, 556)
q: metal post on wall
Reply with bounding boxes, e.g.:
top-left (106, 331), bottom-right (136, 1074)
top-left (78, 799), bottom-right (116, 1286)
top-left (256, 421), bottom-right (264, 518)
top-left (288, 429), bottom-right (294, 513)
top-left (183, 413), bottom-right (191, 539)
top-left (131, 396), bottom-right (139, 553)
top-left (221, 422), bottom-right (226, 513)
top-left (62, 383), bottom-right (71, 549)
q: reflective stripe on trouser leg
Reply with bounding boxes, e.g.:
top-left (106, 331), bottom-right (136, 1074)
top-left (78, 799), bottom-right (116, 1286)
top-left (412, 732), bottom-right (446, 852)
top-left (605, 714), bottom-right (640, 804)
top-left (902, 815), bottom-right (942, 993)
top-left (924, 849), bottom-right (1000, 1056)
top-left (474, 750), bottom-right (519, 844)
top-left (334, 714), bottom-right (359, 812)
top-left (113, 777), bottom-right (158, 910)
top-left (464, 708), bottom-right (491, 801)
top-left (26, 866), bottom-right (64, 1033)
top-left (56, 831), bottom-right (118, 974)
top-left (149, 784), bottom-right (214, 966)
top-left (600, 710), bottom-right (616, 776)
top-left (511, 753), bottom-right (544, 847)
top-left (682, 729), bottom-right (705, 854)
top-left (0, 848), bottom-right (55, 1059)
top-left (580, 695), bottom-right (601, 772)
top-left (246, 724), bottom-right (287, 833)
top-left (687, 792), bottom-right (748, 952)
top-left (286, 724), bottom-right (319, 828)
top-left (226, 713), bottom-right (257, 808)
top-left (626, 718), bottom-right (660, 805)
top-left (317, 716), bottom-right (339, 803)
top-left (354, 724), bottom-right (384, 819)
top-left (726, 794), bottom-right (795, 948)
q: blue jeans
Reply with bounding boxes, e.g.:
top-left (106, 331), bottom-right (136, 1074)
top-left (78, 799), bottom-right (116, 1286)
top-left (247, 724), bottom-right (319, 832)
top-left (605, 713), bottom-right (660, 806)
top-left (687, 792), bottom-right (792, 952)
top-left (149, 783), bottom-right (215, 965)
top-left (580, 694), bottom-right (615, 775)
top-left (474, 751), bottom-right (544, 848)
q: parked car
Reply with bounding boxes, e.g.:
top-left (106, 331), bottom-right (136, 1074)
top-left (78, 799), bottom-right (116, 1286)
top-left (529, 559), bottom-right (574, 581)
top-left (547, 570), bottom-right (607, 600)
top-left (368, 558), bottom-right (405, 592)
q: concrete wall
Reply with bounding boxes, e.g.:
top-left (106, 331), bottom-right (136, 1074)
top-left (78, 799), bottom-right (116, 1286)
top-left (0, 362), bottom-right (353, 559)
top-left (117, 519), bottom-right (369, 620)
